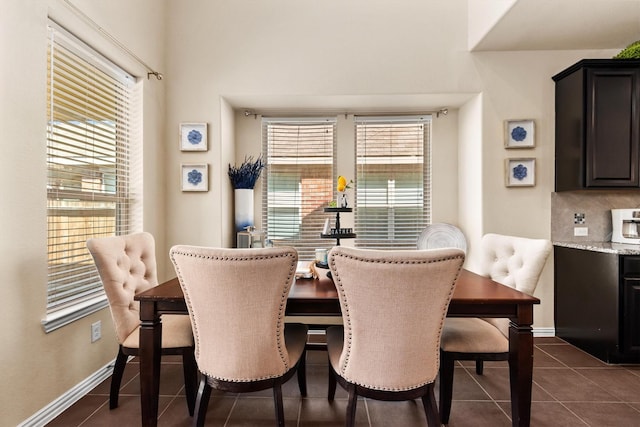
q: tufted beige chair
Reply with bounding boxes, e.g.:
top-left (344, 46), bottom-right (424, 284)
top-left (169, 245), bottom-right (308, 427)
top-left (86, 232), bottom-right (197, 413)
top-left (439, 233), bottom-right (552, 423)
top-left (326, 246), bottom-right (465, 427)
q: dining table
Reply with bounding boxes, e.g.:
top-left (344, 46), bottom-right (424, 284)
top-left (135, 268), bottom-right (539, 427)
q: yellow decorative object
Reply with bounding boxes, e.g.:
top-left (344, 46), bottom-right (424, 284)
top-left (336, 176), bottom-right (352, 192)
top-left (337, 176), bottom-right (347, 192)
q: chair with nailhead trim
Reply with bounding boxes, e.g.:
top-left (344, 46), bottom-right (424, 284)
top-left (86, 232), bottom-right (197, 414)
top-left (326, 246), bottom-right (465, 427)
top-left (169, 245), bottom-right (308, 427)
top-left (439, 233), bottom-right (551, 424)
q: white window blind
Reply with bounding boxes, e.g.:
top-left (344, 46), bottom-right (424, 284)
top-left (262, 118), bottom-right (336, 261)
top-left (44, 21), bottom-right (140, 332)
top-left (355, 115), bottom-right (431, 249)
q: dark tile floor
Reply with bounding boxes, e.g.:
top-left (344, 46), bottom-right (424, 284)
top-left (46, 336), bottom-right (640, 426)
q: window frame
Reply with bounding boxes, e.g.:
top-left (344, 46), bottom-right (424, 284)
top-left (42, 20), bottom-right (141, 332)
top-left (354, 115), bottom-right (432, 249)
top-left (261, 117), bottom-right (337, 261)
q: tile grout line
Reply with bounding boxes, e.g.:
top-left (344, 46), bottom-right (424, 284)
top-left (534, 344), bottom-right (596, 426)
top-left (363, 397), bottom-right (372, 427)
top-left (77, 400), bottom-right (109, 427)
top-left (532, 344), bottom-right (620, 426)
top-left (223, 394), bottom-right (239, 427)
top-left (157, 385), bottom-right (182, 422)
top-left (458, 364), bottom-right (513, 424)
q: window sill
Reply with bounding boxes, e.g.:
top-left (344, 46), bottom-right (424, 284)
top-left (41, 296), bottom-right (108, 333)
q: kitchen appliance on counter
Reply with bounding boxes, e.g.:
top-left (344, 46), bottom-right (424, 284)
top-left (612, 209), bottom-right (640, 244)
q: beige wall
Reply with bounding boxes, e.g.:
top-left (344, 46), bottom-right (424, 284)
top-left (162, 0), bottom-right (617, 335)
top-left (0, 0), bottom-right (626, 423)
top-left (0, 0), bottom-right (167, 424)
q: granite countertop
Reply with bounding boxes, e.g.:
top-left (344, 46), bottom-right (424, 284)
top-left (553, 241), bottom-right (640, 255)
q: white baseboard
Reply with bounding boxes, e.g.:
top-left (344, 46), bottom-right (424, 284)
top-left (533, 327), bottom-right (556, 337)
top-left (18, 360), bottom-right (114, 427)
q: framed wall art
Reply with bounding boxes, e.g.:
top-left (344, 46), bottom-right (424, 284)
top-left (181, 163), bottom-right (209, 191)
top-left (180, 123), bottom-right (208, 151)
top-left (505, 158), bottom-right (535, 187)
top-left (504, 119), bottom-right (535, 148)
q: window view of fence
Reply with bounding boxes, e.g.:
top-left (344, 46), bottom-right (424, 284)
top-left (355, 116), bottom-right (431, 249)
top-left (262, 118), bottom-right (336, 261)
top-left (44, 21), bottom-right (138, 330)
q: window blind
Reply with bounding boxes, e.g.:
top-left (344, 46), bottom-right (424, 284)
top-left (354, 115), bottom-right (431, 249)
top-left (262, 118), bottom-right (336, 261)
top-left (44, 21), bottom-right (139, 332)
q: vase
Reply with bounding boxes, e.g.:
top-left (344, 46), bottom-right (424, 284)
top-left (234, 188), bottom-right (254, 232)
top-left (340, 193), bottom-right (348, 208)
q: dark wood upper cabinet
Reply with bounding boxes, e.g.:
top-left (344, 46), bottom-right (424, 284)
top-left (553, 59), bottom-right (640, 191)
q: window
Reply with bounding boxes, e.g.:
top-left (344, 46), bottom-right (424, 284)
top-left (355, 116), bottom-right (431, 249)
top-left (262, 118), bottom-right (336, 261)
top-left (44, 21), bottom-right (140, 332)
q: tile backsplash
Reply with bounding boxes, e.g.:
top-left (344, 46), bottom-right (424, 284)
top-left (551, 190), bottom-right (640, 242)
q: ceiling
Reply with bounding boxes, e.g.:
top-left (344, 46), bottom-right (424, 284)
top-left (471, 0), bottom-right (640, 51)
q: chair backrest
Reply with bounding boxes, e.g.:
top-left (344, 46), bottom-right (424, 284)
top-left (328, 246), bottom-right (465, 391)
top-left (479, 233), bottom-right (552, 295)
top-left (86, 232), bottom-right (158, 345)
top-left (169, 246), bottom-right (298, 381)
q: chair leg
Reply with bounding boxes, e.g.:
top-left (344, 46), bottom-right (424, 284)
top-left (182, 347), bottom-right (198, 416)
top-left (297, 349), bottom-right (307, 397)
top-left (193, 376), bottom-right (211, 427)
top-left (439, 350), bottom-right (455, 424)
top-left (109, 346), bottom-right (128, 409)
top-left (273, 384), bottom-right (285, 427)
top-left (476, 359), bottom-right (484, 375)
top-left (346, 384), bottom-right (358, 427)
top-left (421, 383), bottom-right (441, 427)
top-left (328, 360), bottom-right (337, 401)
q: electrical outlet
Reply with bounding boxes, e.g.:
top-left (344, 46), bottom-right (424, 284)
top-left (574, 226), bottom-right (588, 237)
top-left (91, 321), bottom-right (101, 343)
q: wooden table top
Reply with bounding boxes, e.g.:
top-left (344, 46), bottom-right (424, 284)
top-left (137, 269), bottom-right (539, 306)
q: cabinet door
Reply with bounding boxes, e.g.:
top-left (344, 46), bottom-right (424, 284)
top-left (622, 277), bottom-right (640, 353)
top-left (586, 68), bottom-right (640, 187)
top-left (554, 247), bottom-right (619, 361)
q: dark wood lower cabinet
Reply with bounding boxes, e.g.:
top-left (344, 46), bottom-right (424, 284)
top-left (622, 277), bottom-right (640, 354)
top-left (554, 246), bottom-right (640, 363)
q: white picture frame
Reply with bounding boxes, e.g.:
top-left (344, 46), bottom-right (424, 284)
top-left (181, 163), bottom-right (209, 191)
top-left (504, 119), bottom-right (535, 148)
top-left (180, 123), bottom-right (208, 151)
top-left (505, 158), bottom-right (535, 187)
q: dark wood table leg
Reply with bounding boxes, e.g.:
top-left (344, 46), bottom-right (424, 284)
top-left (508, 305), bottom-right (534, 427)
top-left (139, 301), bottom-right (162, 427)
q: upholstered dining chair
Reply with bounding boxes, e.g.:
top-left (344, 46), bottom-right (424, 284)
top-left (86, 232), bottom-right (197, 413)
top-left (326, 246), bottom-right (465, 427)
top-left (439, 233), bottom-right (552, 424)
top-left (169, 246), bottom-right (308, 427)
